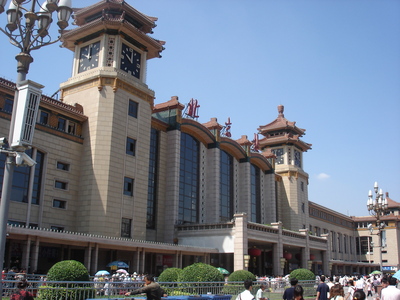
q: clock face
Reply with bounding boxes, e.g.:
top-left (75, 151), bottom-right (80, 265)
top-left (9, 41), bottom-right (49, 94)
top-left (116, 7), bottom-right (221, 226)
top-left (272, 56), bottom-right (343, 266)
top-left (78, 41), bottom-right (100, 73)
top-left (120, 43), bottom-right (141, 78)
top-left (272, 148), bottom-right (284, 164)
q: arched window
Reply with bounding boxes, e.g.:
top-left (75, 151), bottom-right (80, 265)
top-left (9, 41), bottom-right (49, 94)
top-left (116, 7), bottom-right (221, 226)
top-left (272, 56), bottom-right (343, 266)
top-left (250, 164), bottom-right (261, 223)
top-left (220, 150), bottom-right (233, 222)
top-left (178, 133), bottom-right (199, 224)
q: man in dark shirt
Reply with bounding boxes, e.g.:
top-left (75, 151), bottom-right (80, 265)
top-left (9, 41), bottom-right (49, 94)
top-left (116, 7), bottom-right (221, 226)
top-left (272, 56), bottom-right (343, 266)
top-left (316, 275), bottom-right (330, 300)
top-left (283, 278), bottom-right (298, 300)
top-left (125, 275), bottom-right (163, 300)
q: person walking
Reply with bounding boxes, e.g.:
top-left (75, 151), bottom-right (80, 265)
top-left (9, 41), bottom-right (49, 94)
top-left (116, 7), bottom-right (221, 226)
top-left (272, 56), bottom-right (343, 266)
top-left (283, 277), bottom-right (298, 300)
top-left (236, 280), bottom-right (255, 300)
top-left (316, 275), bottom-right (330, 300)
top-left (125, 275), bottom-right (163, 300)
top-left (10, 280), bottom-right (34, 300)
top-left (294, 285), bottom-right (304, 300)
top-left (256, 283), bottom-right (269, 300)
top-left (381, 277), bottom-right (400, 300)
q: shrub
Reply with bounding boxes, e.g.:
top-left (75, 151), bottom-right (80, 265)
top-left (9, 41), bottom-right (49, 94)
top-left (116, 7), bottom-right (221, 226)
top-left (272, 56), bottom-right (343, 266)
top-left (222, 270), bottom-right (256, 295)
top-left (227, 270), bottom-right (256, 282)
top-left (46, 260), bottom-right (90, 281)
top-left (159, 267), bottom-right (183, 295)
top-left (177, 263), bottom-right (224, 294)
top-left (38, 260), bottom-right (95, 300)
top-left (158, 267), bottom-right (182, 282)
top-left (178, 263), bottom-right (224, 282)
top-left (289, 268), bottom-right (315, 281)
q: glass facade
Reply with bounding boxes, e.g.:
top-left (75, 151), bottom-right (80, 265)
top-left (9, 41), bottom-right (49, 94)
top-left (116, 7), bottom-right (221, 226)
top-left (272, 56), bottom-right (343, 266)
top-left (147, 128), bottom-right (159, 229)
top-left (0, 148), bottom-right (44, 204)
top-left (178, 132), bottom-right (199, 224)
top-left (220, 150), bottom-right (233, 222)
top-left (250, 164), bottom-right (261, 223)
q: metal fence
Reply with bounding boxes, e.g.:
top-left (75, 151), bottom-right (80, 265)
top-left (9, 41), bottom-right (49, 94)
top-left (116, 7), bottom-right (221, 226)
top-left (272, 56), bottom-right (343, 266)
top-left (1, 279), bottom-right (317, 299)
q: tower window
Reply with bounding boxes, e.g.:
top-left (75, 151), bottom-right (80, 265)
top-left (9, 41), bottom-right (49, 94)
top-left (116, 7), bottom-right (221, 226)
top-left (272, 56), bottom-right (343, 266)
top-left (55, 180), bottom-right (68, 190)
top-left (126, 137), bottom-right (136, 156)
top-left (39, 111), bottom-right (49, 125)
top-left (53, 199), bottom-right (67, 209)
top-left (124, 177), bottom-right (134, 196)
top-left (128, 100), bottom-right (138, 118)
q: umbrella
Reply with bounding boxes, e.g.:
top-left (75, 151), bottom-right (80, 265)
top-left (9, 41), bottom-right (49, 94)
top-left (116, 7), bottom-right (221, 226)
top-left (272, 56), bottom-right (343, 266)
top-left (393, 270), bottom-right (400, 280)
top-left (116, 269), bottom-right (129, 274)
top-left (95, 270), bottom-right (110, 276)
top-left (217, 267), bottom-right (230, 275)
top-left (370, 270), bottom-right (382, 275)
top-left (106, 261), bottom-right (129, 268)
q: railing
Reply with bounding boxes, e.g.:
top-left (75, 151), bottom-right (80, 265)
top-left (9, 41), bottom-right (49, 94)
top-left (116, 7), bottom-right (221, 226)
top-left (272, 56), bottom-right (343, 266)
top-left (1, 279), bottom-right (317, 299)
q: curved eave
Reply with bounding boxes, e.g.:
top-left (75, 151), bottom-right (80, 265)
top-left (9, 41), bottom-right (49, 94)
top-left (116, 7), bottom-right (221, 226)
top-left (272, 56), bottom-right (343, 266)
top-left (181, 119), bottom-right (216, 145)
top-left (220, 137), bottom-right (247, 160)
top-left (259, 124), bottom-right (305, 136)
top-left (73, 1), bottom-right (156, 33)
top-left (259, 136), bottom-right (312, 152)
top-left (62, 19), bottom-right (165, 59)
top-left (249, 152), bottom-right (273, 172)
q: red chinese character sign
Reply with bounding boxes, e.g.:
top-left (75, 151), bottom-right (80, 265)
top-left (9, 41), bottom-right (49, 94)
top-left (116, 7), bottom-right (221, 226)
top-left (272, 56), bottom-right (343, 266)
top-left (251, 133), bottom-right (260, 152)
top-left (221, 117), bottom-right (232, 137)
top-left (184, 98), bottom-right (200, 119)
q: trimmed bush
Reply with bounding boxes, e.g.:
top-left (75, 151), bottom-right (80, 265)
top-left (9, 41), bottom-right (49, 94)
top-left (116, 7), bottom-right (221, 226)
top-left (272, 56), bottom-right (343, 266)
top-left (227, 270), bottom-right (256, 282)
top-left (222, 270), bottom-right (256, 295)
top-left (47, 260), bottom-right (90, 281)
top-left (178, 263), bottom-right (224, 282)
top-left (289, 268), bottom-right (315, 280)
top-left (38, 260), bottom-right (95, 300)
top-left (177, 263), bottom-right (224, 295)
top-left (158, 267), bottom-right (182, 282)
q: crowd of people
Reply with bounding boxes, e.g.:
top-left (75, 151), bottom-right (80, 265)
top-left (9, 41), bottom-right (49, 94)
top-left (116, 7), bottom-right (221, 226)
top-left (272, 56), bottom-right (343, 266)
top-left (238, 273), bottom-right (400, 300)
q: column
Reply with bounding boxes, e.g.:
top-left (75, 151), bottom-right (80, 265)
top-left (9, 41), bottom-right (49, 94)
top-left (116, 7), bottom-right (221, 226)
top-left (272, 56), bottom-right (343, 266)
top-left (233, 213), bottom-right (248, 271)
top-left (84, 243), bottom-right (92, 273)
top-left (92, 244), bottom-right (99, 275)
top-left (321, 233), bottom-right (331, 276)
top-left (21, 237), bottom-right (31, 271)
top-left (272, 222), bottom-right (283, 275)
top-left (30, 237), bottom-right (39, 273)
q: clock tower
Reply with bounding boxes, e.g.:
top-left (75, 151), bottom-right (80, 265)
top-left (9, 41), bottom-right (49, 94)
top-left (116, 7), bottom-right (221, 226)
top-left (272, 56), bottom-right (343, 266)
top-left (58, 1), bottom-right (165, 238)
top-left (258, 105), bottom-right (312, 231)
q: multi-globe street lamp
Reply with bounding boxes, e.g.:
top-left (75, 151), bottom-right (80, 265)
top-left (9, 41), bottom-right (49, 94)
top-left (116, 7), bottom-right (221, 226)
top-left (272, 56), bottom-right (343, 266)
top-left (0, 0), bottom-right (72, 298)
top-left (366, 181), bottom-right (389, 272)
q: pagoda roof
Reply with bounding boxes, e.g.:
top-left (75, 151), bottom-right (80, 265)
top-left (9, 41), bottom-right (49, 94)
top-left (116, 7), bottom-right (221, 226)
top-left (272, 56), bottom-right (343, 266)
top-left (258, 105), bottom-right (306, 136)
top-left (258, 132), bottom-right (312, 152)
top-left (72, 0), bottom-right (157, 34)
top-left (62, 1), bottom-right (165, 59)
top-left (202, 117), bottom-right (223, 131)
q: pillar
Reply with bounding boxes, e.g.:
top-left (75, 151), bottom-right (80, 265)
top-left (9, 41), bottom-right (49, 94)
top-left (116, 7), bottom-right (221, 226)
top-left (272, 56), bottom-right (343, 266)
top-left (30, 237), bottom-right (39, 273)
top-left (233, 213), bottom-right (248, 271)
top-left (21, 237), bottom-right (31, 271)
top-left (272, 222), bottom-right (283, 275)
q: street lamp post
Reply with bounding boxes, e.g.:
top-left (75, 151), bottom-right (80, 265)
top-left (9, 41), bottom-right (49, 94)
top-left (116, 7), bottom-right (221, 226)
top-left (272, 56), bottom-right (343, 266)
top-left (366, 181), bottom-right (389, 272)
top-left (0, 0), bottom-right (72, 298)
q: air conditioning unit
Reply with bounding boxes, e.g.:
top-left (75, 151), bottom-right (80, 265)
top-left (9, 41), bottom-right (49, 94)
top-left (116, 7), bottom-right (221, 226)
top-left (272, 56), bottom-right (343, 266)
top-left (10, 80), bottom-right (44, 149)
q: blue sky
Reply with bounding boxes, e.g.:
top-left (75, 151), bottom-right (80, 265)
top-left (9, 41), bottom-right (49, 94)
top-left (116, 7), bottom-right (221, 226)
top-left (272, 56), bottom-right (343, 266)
top-left (0, 0), bottom-right (399, 217)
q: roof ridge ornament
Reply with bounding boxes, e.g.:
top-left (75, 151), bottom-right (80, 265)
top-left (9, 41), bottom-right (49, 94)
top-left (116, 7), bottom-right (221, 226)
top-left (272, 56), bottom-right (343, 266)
top-left (278, 104), bottom-right (284, 117)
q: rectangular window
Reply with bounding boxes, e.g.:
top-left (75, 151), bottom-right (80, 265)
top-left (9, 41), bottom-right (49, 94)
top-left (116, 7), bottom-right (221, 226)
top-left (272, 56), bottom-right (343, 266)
top-left (53, 199), bottom-right (66, 209)
top-left (67, 121), bottom-right (76, 134)
top-left (3, 98), bottom-right (13, 113)
top-left (121, 218), bottom-right (132, 238)
top-left (57, 117), bottom-right (66, 131)
top-left (39, 111), bottom-right (49, 125)
top-left (124, 177), bottom-right (134, 196)
top-left (126, 137), bottom-right (136, 156)
top-left (57, 161), bottom-right (70, 171)
top-left (55, 180), bottom-right (68, 190)
top-left (128, 100), bottom-right (138, 118)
